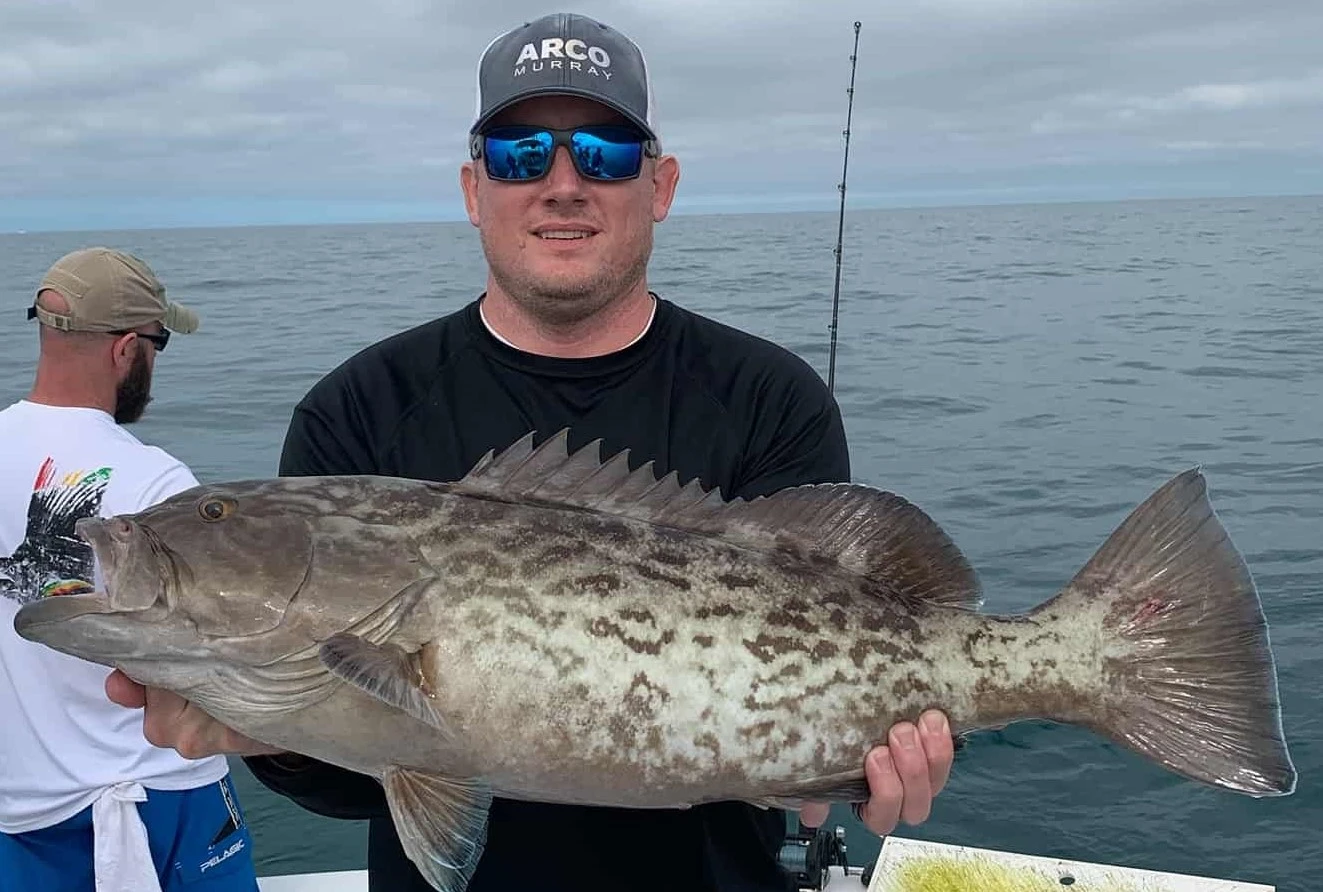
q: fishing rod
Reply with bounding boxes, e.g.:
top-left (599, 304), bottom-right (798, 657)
top-left (826, 20), bottom-right (861, 396)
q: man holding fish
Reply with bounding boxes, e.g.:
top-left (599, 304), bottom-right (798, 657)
top-left (101, 12), bottom-right (956, 892)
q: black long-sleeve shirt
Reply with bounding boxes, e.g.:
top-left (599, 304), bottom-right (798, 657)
top-left (244, 295), bottom-right (850, 892)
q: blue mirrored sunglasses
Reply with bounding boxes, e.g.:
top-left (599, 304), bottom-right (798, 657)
top-left (470, 125), bottom-right (659, 182)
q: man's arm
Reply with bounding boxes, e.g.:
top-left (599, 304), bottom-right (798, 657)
top-left (731, 366), bottom-right (955, 838)
top-left (274, 400), bottom-right (377, 481)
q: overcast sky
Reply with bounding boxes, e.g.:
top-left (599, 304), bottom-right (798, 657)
top-left (2, 0), bottom-right (1320, 231)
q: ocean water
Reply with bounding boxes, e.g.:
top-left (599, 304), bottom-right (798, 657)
top-left (1, 194), bottom-right (1319, 890)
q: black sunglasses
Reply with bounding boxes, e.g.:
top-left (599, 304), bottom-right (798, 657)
top-left (112, 328), bottom-right (170, 352)
top-left (470, 124), bottom-right (659, 182)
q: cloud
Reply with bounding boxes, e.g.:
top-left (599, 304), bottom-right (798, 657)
top-left (0, 0), bottom-right (1319, 230)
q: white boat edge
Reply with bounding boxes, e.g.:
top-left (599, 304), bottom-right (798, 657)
top-left (256, 865), bottom-right (862, 892)
top-left (255, 836), bottom-right (1277, 891)
top-left (256, 865), bottom-right (868, 892)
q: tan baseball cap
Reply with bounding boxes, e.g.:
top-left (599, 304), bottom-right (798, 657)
top-left (29, 247), bottom-right (199, 334)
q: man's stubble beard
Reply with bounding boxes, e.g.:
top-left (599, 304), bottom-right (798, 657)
top-left (482, 228), bottom-right (653, 328)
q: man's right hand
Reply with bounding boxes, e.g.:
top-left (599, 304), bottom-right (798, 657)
top-left (106, 667), bottom-right (286, 759)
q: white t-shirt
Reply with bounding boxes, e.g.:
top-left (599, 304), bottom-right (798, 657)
top-left (0, 399), bottom-right (228, 834)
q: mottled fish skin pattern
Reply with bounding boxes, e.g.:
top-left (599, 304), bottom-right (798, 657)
top-left (401, 494), bottom-right (1108, 808)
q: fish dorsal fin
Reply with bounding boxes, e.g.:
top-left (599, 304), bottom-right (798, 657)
top-left (735, 483), bottom-right (982, 609)
top-left (452, 430), bottom-right (982, 610)
top-left (457, 429), bottom-right (718, 524)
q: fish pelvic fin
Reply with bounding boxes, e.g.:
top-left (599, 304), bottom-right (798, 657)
top-left (451, 429), bottom-right (981, 609)
top-left (318, 633), bottom-right (450, 741)
top-left (1043, 468), bottom-right (1296, 797)
top-left (383, 765), bottom-right (491, 892)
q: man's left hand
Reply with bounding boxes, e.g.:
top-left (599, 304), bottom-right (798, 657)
top-left (798, 709), bottom-right (954, 835)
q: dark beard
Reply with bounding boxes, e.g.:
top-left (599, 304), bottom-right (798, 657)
top-left (113, 349), bottom-right (152, 424)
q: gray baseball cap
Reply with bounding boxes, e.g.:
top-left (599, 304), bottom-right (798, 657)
top-left (470, 13), bottom-right (659, 144)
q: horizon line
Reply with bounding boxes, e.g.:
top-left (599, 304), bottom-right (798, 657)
top-left (1, 187), bottom-right (1319, 237)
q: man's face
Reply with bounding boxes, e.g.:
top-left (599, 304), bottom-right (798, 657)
top-left (461, 95), bottom-right (680, 326)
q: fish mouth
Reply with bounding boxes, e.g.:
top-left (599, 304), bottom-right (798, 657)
top-left (75, 515), bottom-right (179, 612)
top-left (13, 515), bottom-right (182, 665)
top-left (11, 591), bottom-right (140, 668)
top-left (14, 517), bottom-right (151, 641)
top-left (13, 591), bottom-right (116, 634)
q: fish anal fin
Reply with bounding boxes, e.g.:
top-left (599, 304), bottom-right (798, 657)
top-left (447, 430), bottom-right (981, 609)
top-left (750, 775), bottom-right (872, 811)
top-left (317, 632), bottom-right (449, 740)
top-left (383, 765), bottom-right (491, 892)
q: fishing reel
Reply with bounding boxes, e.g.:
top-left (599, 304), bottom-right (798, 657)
top-left (777, 819), bottom-right (849, 891)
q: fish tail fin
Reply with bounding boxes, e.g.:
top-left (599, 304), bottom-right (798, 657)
top-left (1045, 468), bottom-right (1296, 797)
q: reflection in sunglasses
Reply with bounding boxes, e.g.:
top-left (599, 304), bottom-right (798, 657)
top-left (474, 125), bottom-right (657, 183)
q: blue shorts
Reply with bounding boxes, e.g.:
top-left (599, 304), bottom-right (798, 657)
top-left (0, 774), bottom-right (260, 892)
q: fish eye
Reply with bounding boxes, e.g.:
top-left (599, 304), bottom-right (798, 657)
top-left (198, 497), bottom-right (235, 522)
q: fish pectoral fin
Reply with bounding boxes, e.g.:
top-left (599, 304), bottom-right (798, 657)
top-left (317, 632), bottom-right (449, 737)
top-left (751, 775), bottom-right (873, 811)
top-left (384, 765), bottom-right (491, 892)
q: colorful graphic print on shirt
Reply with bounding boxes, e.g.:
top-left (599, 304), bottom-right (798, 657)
top-left (0, 458), bottom-right (112, 605)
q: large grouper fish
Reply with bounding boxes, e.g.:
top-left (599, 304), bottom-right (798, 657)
top-left (13, 430), bottom-right (1297, 892)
